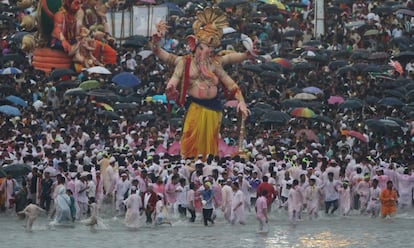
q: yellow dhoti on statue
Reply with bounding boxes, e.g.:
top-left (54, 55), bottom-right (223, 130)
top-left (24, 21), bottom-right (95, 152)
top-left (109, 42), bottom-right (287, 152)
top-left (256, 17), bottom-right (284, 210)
top-left (181, 101), bottom-right (222, 160)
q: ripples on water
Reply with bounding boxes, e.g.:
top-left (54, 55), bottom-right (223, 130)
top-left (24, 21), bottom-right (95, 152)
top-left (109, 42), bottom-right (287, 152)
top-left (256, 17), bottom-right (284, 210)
top-left (1, 208), bottom-right (414, 248)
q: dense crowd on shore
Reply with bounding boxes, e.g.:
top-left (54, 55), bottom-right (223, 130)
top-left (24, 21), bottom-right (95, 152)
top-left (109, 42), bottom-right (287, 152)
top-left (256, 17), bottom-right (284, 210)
top-left (0, 0), bottom-right (414, 231)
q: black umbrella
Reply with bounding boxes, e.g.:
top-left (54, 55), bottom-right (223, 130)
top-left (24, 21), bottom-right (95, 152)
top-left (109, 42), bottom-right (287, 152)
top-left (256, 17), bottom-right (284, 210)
top-left (328, 60), bottom-right (348, 70)
top-left (385, 116), bottom-right (407, 127)
top-left (350, 52), bottom-right (369, 60)
top-left (394, 50), bottom-right (414, 60)
top-left (365, 95), bottom-right (380, 105)
top-left (293, 62), bottom-right (314, 71)
top-left (87, 89), bottom-right (116, 97)
top-left (113, 102), bottom-right (139, 110)
top-left (0, 84), bottom-right (16, 95)
top-left (123, 35), bottom-right (148, 48)
top-left (280, 99), bottom-right (307, 108)
top-left (260, 70), bottom-right (280, 79)
top-left (242, 64), bottom-right (263, 74)
top-left (303, 40), bottom-right (322, 47)
top-left (312, 115), bottom-right (333, 124)
top-left (368, 52), bottom-right (389, 60)
top-left (134, 114), bottom-right (156, 122)
top-left (383, 89), bottom-right (405, 99)
top-left (260, 62), bottom-right (282, 72)
top-left (1, 163), bottom-right (31, 178)
top-left (377, 97), bottom-right (405, 107)
top-left (218, 0), bottom-right (248, 9)
top-left (406, 89), bottom-right (414, 101)
top-left (253, 102), bottom-right (273, 110)
top-left (50, 68), bottom-right (75, 80)
top-left (260, 110), bottom-right (290, 125)
top-left (97, 110), bottom-right (120, 120)
top-left (56, 80), bottom-right (80, 90)
top-left (0, 53), bottom-right (26, 65)
top-left (336, 65), bottom-right (357, 75)
top-left (338, 99), bottom-right (363, 110)
top-left (371, 6), bottom-right (393, 15)
top-left (283, 30), bottom-right (303, 38)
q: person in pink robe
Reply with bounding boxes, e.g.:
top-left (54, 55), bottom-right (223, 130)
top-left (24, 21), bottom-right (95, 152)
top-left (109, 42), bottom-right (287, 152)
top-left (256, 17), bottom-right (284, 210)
top-left (286, 179), bottom-right (303, 225)
top-left (255, 190), bottom-right (268, 232)
top-left (396, 168), bottom-right (414, 209)
top-left (304, 176), bottom-right (321, 220)
top-left (230, 181), bottom-right (246, 225)
top-left (0, 172), bottom-right (18, 210)
top-left (356, 174), bottom-right (370, 214)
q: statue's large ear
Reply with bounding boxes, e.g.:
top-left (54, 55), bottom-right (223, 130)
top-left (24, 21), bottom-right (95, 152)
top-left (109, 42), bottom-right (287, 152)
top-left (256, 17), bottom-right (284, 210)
top-left (186, 35), bottom-right (197, 52)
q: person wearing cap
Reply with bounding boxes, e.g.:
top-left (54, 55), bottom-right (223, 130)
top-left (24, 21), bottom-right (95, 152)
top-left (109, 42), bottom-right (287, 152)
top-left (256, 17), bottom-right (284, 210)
top-left (124, 186), bottom-right (142, 228)
top-left (103, 157), bottom-right (117, 201)
top-left (380, 180), bottom-right (398, 218)
top-left (75, 173), bottom-right (89, 220)
top-left (199, 180), bottom-right (215, 226)
top-left (338, 180), bottom-right (351, 216)
top-left (221, 178), bottom-right (233, 223)
top-left (356, 173), bottom-right (371, 215)
top-left (304, 176), bottom-right (321, 220)
top-left (115, 173), bottom-right (131, 214)
top-left (367, 178), bottom-right (381, 218)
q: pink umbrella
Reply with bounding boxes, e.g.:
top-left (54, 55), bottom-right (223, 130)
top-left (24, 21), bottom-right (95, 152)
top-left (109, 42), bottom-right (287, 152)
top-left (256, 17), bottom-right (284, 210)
top-left (224, 100), bottom-right (238, 108)
top-left (347, 130), bottom-right (368, 143)
top-left (140, 0), bottom-right (156, 4)
top-left (328, 95), bottom-right (345, 105)
top-left (167, 141), bottom-right (181, 155)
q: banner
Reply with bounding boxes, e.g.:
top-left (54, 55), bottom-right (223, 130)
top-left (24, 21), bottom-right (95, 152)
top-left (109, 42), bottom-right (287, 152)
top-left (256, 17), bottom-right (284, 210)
top-left (107, 6), bottom-right (168, 40)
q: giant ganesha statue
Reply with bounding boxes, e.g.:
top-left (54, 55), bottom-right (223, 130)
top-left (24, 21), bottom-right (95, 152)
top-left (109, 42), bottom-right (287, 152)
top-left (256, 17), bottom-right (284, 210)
top-left (32, 0), bottom-right (117, 73)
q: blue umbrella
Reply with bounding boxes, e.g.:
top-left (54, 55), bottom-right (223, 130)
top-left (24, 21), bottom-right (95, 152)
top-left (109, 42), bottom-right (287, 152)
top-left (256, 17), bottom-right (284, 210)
top-left (377, 97), bottom-right (404, 106)
top-left (112, 72), bottom-right (141, 88)
top-left (152, 94), bottom-right (175, 104)
top-left (0, 67), bottom-right (22, 75)
top-left (6, 95), bottom-right (27, 107)
top-left (302, 86), bottom-right (323, 95)
top-left (0, 105), bottom-right (21, 116)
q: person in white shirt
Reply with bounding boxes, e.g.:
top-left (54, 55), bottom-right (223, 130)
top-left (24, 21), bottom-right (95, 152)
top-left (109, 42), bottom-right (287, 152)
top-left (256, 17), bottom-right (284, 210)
top-left (220, 178), bottom-right (232, 222)
top-left (86, 174), bottom-right (96, 204)
top-left (115, 173), bottom-right (131, 213)
top-left (321, 172), bottom-right (341, 215)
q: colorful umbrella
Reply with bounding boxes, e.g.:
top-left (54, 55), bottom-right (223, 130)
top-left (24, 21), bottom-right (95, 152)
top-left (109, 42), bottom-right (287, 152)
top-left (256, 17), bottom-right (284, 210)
top-left (96, 102), bottom-right (114, 111)
top-left (0, 67), bottom-right (22, 75)
top-left (328, 96), bottom-right (345, 105)
top-left (79, 80), bottom-right (100, 90)
top-left (6, 95), bottom-right (27, 107)
top-left (272, 57), bottom-right (292, 69)
top-left (0, 105), bottom-right (21, 116)
top-left (290, 107), bottom-right (315, 118)
top-left (112, 72), bottom-right (141, 88)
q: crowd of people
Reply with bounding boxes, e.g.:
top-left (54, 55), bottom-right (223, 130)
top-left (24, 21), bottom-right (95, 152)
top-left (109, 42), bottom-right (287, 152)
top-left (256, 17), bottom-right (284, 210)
top-left (0, 0), bottom-right (414, 232)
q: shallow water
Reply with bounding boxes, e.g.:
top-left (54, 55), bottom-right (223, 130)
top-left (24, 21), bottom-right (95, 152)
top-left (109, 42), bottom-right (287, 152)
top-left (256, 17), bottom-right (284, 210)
top-left (1, 208), bottom-right (414, 248)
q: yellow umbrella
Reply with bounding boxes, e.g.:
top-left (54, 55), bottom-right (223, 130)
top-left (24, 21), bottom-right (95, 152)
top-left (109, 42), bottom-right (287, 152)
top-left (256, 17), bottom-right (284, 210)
top-left (96, 102), bottom-right (114, 111)
top-left (259, 0), bottom-right (285, 10)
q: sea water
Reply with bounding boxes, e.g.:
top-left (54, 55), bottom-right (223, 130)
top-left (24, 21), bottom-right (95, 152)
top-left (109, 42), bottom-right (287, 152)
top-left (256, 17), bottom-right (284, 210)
top-left (1, 207), bottom-right (414, 248)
